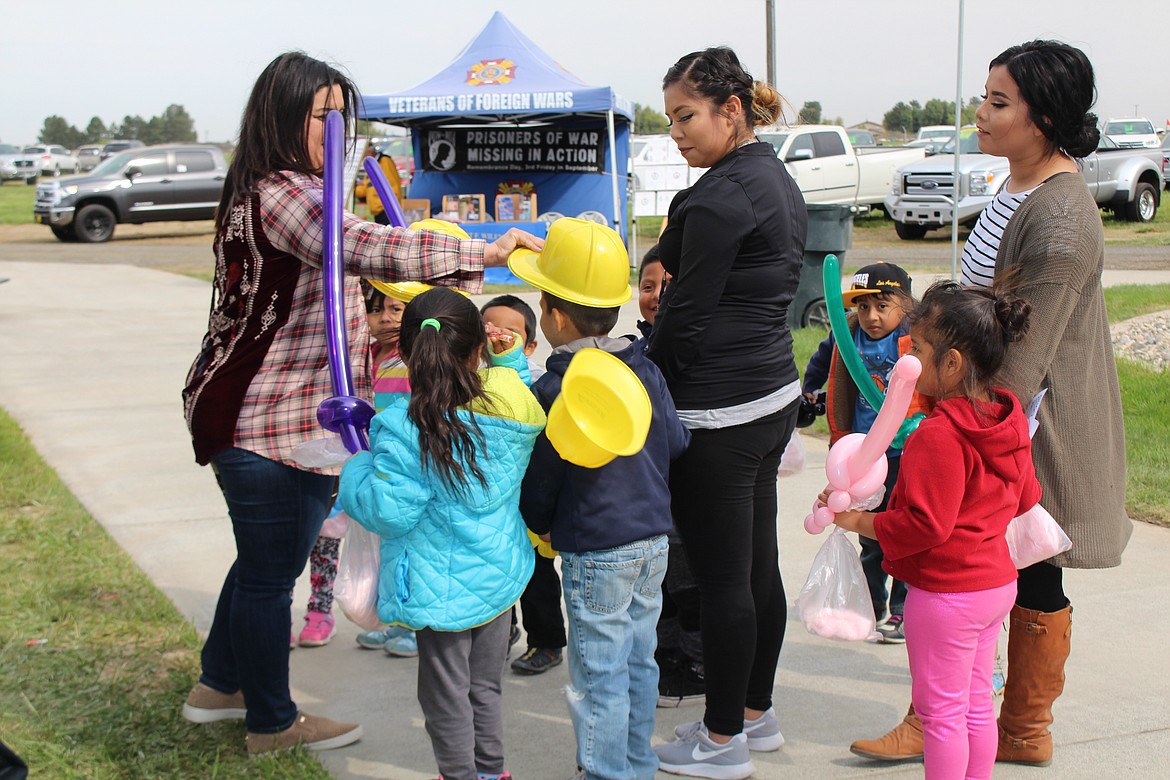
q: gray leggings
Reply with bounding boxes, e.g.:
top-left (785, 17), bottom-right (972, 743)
top-left (416, 611), bottom-right (511, 780)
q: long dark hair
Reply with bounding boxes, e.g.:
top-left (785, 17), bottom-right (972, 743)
top-left (398, 287), bottom-right (490, 492)
top-left (909, 280), bottom-right (1031, 403)
top-left (990, 40), bottom-right (1099, 159)
top-left (216, 51), bottom-right (359, 229)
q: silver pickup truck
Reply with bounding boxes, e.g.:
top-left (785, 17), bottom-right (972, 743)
top-left (885, 129), bottom-right (1162, 239)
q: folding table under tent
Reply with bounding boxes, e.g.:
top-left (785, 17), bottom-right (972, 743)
top-left (358, 11), bottom-right (634, 253)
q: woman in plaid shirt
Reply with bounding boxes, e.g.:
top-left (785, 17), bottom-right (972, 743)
top-left (179, 51), bottom-right (541, 755)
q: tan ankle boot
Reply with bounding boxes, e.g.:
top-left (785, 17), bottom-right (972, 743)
top-left (996, 604), bottom-right (1073, 766)
top-left (850, 704), bottom-right (924, 761)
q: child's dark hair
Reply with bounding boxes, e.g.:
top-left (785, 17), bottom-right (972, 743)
top-left (543, 292), bottom-right (620, 337)
top-left (908, 280), bottom-right (1031, 400)
top-left (397, 287), bottom-right (490, 491)
top-left (639, 244), bottom-right (662, 280)
top-left (360, 280), bottom-right (385, 314)
top-left (480, 294), bottom-right (537, 347)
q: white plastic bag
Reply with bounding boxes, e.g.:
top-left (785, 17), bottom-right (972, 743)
top-left (319, 505), bottom-right (350, 539)
top-left (1005, 503), bottom-right (1072, 569)
top-left (335, 519), bottom-right (383, 630)
top-left (795, 527), bottom-right (878, 642)
top-left (777, 431), bottom-right (807, 477)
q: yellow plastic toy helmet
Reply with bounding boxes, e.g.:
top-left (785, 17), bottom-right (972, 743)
top-left (409, 218), bottom-right (471, 240)
top-left (367, 219), bottom-right (472, 302)
top-left (507, 217), bottom-right (631, 308)
top-left (546, 348), bottom-right (652, 469)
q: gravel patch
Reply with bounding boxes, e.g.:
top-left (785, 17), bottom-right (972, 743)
top-left (1111, 311), bottom-right (1170, 371)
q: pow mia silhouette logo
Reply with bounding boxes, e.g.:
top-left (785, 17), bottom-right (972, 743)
top-left (428, 130), bottom-right (456, 172)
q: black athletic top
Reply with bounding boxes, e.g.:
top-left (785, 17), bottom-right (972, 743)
top-left (647, 141), bottom-right (807, 412)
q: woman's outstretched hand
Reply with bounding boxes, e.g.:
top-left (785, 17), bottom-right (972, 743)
top-left (483, 228), bottom-right (544, 267)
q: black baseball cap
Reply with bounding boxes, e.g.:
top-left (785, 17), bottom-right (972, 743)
top-left (840, 262), bottom-right (912, 307)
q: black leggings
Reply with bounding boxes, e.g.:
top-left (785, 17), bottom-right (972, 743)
top-left (1016, 561), bottom-right (1068, 613)
top-left (669, 403), bottom-right (798, 736)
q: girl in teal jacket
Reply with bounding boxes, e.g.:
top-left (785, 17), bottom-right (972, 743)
top-left (339, 287), bottom-right (545, 780)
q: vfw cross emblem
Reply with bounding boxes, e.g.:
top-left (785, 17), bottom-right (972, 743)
top-left (467, 59), bottom-right (516, 86)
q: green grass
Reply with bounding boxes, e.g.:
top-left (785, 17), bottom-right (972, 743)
top-left (1103, 283), bottom-right (1170, 322)
top-left (0, 410), bottom-right (330, 779)
top-left (0, 180), bottom-right (36, 224)
top-left (1117, 357), bottom-right (1170, 524)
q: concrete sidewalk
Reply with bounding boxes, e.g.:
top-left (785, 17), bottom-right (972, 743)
top-left (1, 260), bottom-right (1167, 779)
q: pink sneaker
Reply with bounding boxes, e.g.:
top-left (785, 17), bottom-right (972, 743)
top-left (298, 611), bottom-right (337, 647)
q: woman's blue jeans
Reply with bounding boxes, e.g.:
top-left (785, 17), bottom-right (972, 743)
top-left (200, 447), bottom-right (334, 733)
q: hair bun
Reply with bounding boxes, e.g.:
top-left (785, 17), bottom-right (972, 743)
top-left (994, 293), bottom-right (1032, 342)
top-left (750, 81), bottom-right (783, 127)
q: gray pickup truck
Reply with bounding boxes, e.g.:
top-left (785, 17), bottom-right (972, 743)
top-left (34, 143), bottom-right (226, 242)
top-left (885, 129), bottom-right (1162, 239)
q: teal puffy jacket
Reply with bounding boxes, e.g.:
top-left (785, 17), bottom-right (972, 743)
top-left (339, 365), bottom-right (545, 631)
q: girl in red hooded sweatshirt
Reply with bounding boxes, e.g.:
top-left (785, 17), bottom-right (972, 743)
top-left (831, 280), bottom-right (1042, 780)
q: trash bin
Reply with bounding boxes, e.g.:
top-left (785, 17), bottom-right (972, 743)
top-left (789, 204), bottom-right (856, 329)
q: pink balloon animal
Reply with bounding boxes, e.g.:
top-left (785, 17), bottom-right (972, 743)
top-left (804, 354), bottom-right (922, 533)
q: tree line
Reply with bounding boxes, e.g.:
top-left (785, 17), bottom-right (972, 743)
top-left (632, 98), bottom-right (980, 137)
top-left (37, 105), bottom-right (199, 149)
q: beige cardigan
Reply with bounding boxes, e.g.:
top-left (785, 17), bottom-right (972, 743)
top-left (995, 172), bottom-right (1132, 568)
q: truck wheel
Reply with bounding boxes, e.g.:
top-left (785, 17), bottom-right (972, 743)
top-left (25, 174), bottom-right (37, 185)
top-left (802, 299), bottom-right (829, 329)
top-left (74, 204), bottom-right (116, 243)
top-left (1124, 182), bottom-right (1158, 223)
top-left (50, 224), bottom-right (77, 242)
top-left (894, 222), bottom-right (928, 240)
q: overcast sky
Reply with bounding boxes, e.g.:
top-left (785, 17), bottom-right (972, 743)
top-left (3, 0), bottom-right (1166, 146)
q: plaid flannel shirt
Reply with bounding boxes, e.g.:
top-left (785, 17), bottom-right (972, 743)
top-left (205, 171), bottom-right (484, 474)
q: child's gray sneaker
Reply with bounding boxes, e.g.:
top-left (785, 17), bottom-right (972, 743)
top-left (742, 707), bottom-right (784, 752)
top-left (655, 721), bottom-right (754, 779)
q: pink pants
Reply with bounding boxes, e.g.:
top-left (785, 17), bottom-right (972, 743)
top-left (905, 581), bottom-right (1016, 780)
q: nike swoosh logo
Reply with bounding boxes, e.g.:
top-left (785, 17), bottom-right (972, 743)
top-left (692, 740), bottom-right (737, 760)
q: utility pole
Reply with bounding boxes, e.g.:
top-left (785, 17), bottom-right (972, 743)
top-left (766, 0), bottom-right (776, 88)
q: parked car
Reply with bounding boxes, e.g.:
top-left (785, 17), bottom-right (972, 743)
top-left (0, 143), bottom-right (31, 183)
top-left (100, 139), bottom-right (145, 159)
top-left (1103, 117), bottom-right (1161, 149)
top-left (1161, 133), bottom-right (1169, 189)
top-left (847, 129), bottom-right (878, 147)
top-left (76, 144), bottom-right (104, 172)
top-left (17, 145), bottom-right (80, 179)
top-left (885, 129), bottom-right (1163, 239)
top-left (903, 125), bottom-right (958, 149)
top-left (33, 144), bottom-right (227, 242)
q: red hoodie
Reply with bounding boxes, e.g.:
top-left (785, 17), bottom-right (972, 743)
top-left (875, 389), bottom-right (1042, 593)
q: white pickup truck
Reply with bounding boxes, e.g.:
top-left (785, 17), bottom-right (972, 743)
top-left (756, 125), bottom-right (926, 208)
top-left (885, 128), bottom-right (1163, 239)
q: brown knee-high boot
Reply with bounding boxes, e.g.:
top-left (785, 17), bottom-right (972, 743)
top-left (996, 604), bottom-right (1073, 765)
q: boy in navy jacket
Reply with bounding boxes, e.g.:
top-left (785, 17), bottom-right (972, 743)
top-left (509, 218), bottom-right (690, 779)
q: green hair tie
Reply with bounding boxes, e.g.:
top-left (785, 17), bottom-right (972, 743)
top-left (420, 318), bottom-right (442, 332)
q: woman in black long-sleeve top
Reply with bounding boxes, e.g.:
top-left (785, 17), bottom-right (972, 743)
top-left (649, 47), bottom-right (807, 777)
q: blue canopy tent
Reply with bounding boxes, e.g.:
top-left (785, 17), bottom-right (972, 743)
top-left (359, 12), bottom-right (633, 253)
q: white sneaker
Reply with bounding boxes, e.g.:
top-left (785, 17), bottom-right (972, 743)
top-left (655, 722), bottom-right (754, 779)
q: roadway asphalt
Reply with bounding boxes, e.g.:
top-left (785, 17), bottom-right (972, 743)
top-left (1, 260), bottom-right (1167, 779)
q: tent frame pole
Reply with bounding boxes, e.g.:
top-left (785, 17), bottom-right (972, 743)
top-left (606, 110), bottom-right (622, 248)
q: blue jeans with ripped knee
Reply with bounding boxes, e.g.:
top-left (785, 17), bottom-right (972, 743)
top-left (561, 534), bottom-right (668, 780)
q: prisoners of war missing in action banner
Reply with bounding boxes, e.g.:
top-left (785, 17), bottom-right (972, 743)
top-left (422, 127), bottom-right (606, 174)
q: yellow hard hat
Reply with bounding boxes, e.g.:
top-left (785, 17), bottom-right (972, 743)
top-left (409, 218), bottom-right (471, 240)
top-left (546, 348), bottom-right (651, 469)
top-left (366, 220), bottom-right (473, 302)
top-left (507, 217), bottom-right (631, 308)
